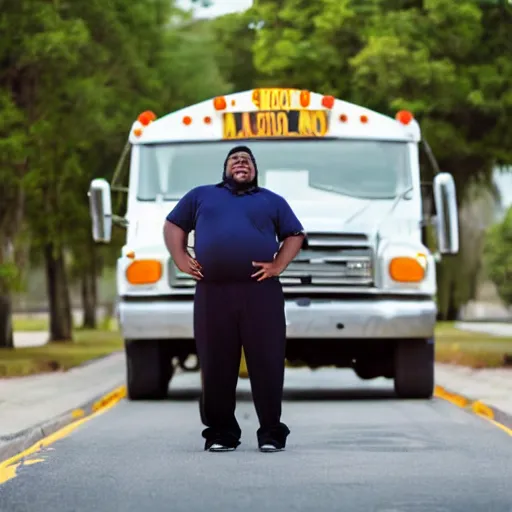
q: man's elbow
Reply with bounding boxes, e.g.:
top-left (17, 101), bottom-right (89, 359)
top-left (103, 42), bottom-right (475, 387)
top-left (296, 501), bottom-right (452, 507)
top-left (285, 232), bottom-right (306, 243)
top-left (163, 220), bottom-right (186, 250)
top-left (164, 219), bottom-right (183, 236)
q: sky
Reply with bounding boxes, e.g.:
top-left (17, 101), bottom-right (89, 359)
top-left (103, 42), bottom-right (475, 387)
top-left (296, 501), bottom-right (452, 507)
top-left (493, 168), bottom-right (512, 216)
top-left (176, 0), bottom-right (253, 18)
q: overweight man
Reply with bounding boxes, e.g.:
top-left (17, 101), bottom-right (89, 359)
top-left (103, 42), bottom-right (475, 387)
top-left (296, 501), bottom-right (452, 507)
top-left (163, 145), bottom-right (305, 453)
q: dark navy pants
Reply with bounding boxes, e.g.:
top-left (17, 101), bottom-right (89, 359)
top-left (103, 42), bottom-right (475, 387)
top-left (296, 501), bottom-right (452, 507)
top-left (194, 278), bottom-right (290, 448)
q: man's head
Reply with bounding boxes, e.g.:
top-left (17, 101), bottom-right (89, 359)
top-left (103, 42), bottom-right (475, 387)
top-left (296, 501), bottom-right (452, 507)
top-left (223, 145), bottom-right (258, 186)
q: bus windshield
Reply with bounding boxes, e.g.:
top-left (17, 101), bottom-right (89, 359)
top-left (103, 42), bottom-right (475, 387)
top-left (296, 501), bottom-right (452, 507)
top-left (136, 139), bottom-right (412, 201)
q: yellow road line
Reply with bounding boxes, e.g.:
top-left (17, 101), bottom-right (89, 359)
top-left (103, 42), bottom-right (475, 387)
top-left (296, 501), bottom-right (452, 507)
top-left (434, 385), bottom-right (512, 437)
top-left (0, 385), bottom-right (127, 485)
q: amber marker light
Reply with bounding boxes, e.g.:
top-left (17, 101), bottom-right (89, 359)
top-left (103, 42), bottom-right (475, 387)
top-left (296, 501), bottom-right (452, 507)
top-left (300, 90), bottom-right (311, 108)
top-left (389, 256), bottom-right (426, 283)
top-left (137, 111), bottom-right (157, 126)
top-left (396, 110), bottom-right (414, 125)
top-left (213, 96), bottom-right (227, 111)
top-left (321, 95), bottom-right (335, 109)
top-left (126, 260), bottom-right (162, 285)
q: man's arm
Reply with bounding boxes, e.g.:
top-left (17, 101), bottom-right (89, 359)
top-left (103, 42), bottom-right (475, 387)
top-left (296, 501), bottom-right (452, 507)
top-left (163, 190), bottom-right (203, 279)
top-left (273, 233), bottom-right (305, 273)
top-left (251, 195), bottom-right (305, 281)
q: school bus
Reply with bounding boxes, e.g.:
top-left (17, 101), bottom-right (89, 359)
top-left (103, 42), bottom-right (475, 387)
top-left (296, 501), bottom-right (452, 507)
top-left (88, 88), bottom-right (459, 400)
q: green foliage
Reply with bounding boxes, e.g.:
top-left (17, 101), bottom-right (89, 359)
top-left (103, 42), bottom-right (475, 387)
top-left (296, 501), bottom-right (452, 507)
top-left (0, 262), bottom-right (22, 294)
top-left (251, 0), bottom-right (512, 190)
top-left (208, 11), bottom-right (260, 92)
top-left (483, 207), bottom-right (512, 306)
top-left (0, 0), bottom-right (230, 338)
top-left (250, 0), bottom-right (512, 318)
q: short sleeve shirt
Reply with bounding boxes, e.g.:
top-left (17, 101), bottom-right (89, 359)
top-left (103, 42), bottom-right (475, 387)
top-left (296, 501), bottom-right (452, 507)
top-left (166, 184), bottom-right (304, 282)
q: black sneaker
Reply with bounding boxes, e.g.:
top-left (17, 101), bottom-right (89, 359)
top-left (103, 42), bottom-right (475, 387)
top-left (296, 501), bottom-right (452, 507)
top-left (257, 422), bottom-right (290, 453)
top-left (204, 437), bottom-right (240, 452)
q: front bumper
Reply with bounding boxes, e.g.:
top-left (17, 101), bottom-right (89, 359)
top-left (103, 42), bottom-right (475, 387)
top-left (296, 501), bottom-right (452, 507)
top-left (118, 296), bottom-right (437, 341)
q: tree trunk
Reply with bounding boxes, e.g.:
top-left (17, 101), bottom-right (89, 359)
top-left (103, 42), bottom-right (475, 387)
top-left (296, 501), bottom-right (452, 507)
top-left (81, 270), bottom-right (97, 329)
top-left (81, 239), bottom-right (98, 329)
top-left (0, 294), bottom-right (14, 349)
top-left (44, 242), bottom-right (73, 342)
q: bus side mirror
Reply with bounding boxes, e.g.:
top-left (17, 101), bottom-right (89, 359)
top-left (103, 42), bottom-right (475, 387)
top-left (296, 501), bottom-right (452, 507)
top-left (433, 172), bottom-right (459, 255)
top-left (88, 178), bottom-right (112, 243)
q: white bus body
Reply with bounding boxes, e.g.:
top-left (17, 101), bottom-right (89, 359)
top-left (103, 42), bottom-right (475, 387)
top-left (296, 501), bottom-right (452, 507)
top-left (88, 88), bottom-right (459, 400)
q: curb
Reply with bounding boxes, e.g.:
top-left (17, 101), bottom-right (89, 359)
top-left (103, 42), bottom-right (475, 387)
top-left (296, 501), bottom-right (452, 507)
top-left (0, 384), bottom-right (127, 466)
top-left (434, 384), bottom-right (512, 435)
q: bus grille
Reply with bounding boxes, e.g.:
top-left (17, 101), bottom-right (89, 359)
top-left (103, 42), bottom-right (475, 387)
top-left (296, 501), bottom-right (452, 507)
top-left (167, 232), bottom-right (374, 289)
top-left (279, 232), bottom-right (373, 287)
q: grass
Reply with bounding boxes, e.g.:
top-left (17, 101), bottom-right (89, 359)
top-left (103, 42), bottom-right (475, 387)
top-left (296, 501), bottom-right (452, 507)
top-left (12, 314), bottom-right (50, 332)
top-left (0, 328), bottom-right (123, 378)
top-left (435, 321), bottom-right (512, 369)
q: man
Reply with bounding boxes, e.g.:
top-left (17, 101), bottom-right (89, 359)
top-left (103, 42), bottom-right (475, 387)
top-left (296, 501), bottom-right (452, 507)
top-left (163, 145), bottom-right (305, 453)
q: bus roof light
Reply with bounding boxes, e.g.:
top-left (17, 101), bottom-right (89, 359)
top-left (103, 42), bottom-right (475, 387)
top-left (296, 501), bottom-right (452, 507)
top-left (137, 111), bottom-right (156, 126)
top-left (300, 90), bottom-right (311, 108)
top-left (396, 110), bottom-right (414, 125)
top-left (213, 96), bottom-right (227, 111)
top-left (133, 128), bottom-right (143, 137)
top-left (183, 116), bottom-right (192, 125)
top-left (360, 115), bottom-right (369, 124)
top-left (321, 95), bottom-right (335, 109)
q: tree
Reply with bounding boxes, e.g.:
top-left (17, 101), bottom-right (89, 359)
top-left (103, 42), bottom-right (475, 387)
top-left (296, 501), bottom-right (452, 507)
top-left (483, 206), bottom-right (512, 307)
top-left (208, 10), bottom-right (261, 92)
top-left (1, 0), bottom-right (230, 342)
top-left (0, 89), bottom-right (28, 348)
top-left (250, 0), bottom-right (512, 319)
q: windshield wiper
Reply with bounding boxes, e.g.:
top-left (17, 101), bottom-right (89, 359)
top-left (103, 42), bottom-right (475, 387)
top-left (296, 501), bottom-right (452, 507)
top-left (373, 185), bottom-right (414, 235)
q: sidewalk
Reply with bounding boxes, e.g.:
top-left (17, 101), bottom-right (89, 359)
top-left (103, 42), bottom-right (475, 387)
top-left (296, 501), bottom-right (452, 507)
top-left (0, 351), bottom-right (126, 440)
top-left (455, 321), bottom-right (512, 337)
top-left (435, 363), bottom-right (512, 418)
top-left (13, 331), bottom-right (48, 348)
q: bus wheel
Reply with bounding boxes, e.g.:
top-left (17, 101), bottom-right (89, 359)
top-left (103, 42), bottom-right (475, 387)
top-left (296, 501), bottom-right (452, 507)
top-left (394, 338), bottom-right (434, 399)
top-left (125, 340), bottom-right (173, 400)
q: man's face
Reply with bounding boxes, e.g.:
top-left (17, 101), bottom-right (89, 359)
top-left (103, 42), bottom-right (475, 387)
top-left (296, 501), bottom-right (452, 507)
top-left (226, 151), bottom-right (256, 183)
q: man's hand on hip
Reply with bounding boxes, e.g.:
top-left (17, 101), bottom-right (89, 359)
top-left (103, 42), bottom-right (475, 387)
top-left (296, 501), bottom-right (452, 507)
top-left (176, 253), bottom-right (203, 280)
top-left (251, 261), bottom-right (284, 282)
top-left (251, 234), bottom-right (304, 281)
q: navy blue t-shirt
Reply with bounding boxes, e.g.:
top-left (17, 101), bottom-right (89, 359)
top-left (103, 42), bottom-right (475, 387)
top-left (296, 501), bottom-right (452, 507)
top-left (166, 183), bottom-right (304, 282)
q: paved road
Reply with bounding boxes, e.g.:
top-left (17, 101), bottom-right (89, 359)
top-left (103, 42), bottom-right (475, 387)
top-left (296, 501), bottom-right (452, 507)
top-left (1, 369), bottom-right (512, 512)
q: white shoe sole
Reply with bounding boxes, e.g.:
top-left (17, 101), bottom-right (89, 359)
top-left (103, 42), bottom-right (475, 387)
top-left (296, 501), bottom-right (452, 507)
top-left (259, 444), bottom-right (284, 453)
top-left (208, 443), bottom-right (236, 452)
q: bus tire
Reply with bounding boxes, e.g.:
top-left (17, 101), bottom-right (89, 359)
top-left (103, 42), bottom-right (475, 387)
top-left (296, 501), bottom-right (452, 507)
top-left (394, 338), bottom-right (434, 399)
top-left (125, 340), bottom-right (173, 400)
